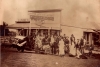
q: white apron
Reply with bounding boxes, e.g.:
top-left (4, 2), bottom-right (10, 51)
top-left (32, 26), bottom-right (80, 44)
top-left (59, 40), bottom-right (65, 55)
top-left (69, 42), bottom-right (76, 56)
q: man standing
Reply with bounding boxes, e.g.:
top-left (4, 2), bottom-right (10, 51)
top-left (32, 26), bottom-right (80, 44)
top-left (70, 34), bottom-right (75, 45)
top-left (79, 36), bottom-right (86, 54)
top-left (63, 36), bottom-right (69, 54)
top-left (42, 35), bottom-right (51, 54)
top-left (51, 35), bottom-right (59, 54)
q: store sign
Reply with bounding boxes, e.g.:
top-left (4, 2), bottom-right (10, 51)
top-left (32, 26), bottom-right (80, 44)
top-left (29, 11), bottom-right (60, 24)
top-left (30, 15), bottom-right (54, 21)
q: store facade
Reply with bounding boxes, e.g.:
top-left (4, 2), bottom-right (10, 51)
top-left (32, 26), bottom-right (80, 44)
top-left (7, 9), bottom-right (62, 36)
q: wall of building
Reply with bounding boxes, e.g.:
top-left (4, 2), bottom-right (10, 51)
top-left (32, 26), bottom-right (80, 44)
top-left (61, 26), bottom-right (84, 39)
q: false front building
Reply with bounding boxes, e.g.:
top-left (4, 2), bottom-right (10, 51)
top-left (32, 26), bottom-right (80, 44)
top-left (7, 9), bottom-right (62, 36)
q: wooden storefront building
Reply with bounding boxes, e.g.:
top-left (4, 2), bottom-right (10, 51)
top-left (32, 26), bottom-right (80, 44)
top-left (7, 9), bottom-right (62, 36)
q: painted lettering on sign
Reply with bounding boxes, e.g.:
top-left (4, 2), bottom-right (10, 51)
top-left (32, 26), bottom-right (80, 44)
top-left (30, 15), bottom-right (54, 21)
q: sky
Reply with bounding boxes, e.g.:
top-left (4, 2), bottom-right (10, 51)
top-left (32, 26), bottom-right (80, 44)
top-left (0, 0), bottom-right (100, 38)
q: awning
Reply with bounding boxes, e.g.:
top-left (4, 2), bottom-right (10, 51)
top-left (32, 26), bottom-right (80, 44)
top-left (84, 29), bottom-right (94, 32)
top-left (7, 23), bottom-right (60, 30)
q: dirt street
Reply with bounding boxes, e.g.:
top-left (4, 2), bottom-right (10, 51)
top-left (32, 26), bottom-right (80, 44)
top-left (1, 47), bottom-right (100, 67)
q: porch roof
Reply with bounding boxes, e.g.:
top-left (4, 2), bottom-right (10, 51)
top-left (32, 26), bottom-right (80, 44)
top-left (7, 22), bottom-right (60, 30)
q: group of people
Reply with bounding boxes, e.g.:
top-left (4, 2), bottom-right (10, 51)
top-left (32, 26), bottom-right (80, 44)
top-left (16, 33), bottom-right (91, 59)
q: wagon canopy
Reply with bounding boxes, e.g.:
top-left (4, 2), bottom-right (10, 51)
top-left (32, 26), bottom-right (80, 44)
top-left (15, 35), bottom-right (25, 40)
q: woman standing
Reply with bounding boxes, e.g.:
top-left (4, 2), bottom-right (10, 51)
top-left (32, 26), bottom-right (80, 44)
top-left (69, 34), bottom-right (76, 56)
top-left (59, 37), bottom-right (65, 57)
top-left (50, 35), bottom-right (55, 54)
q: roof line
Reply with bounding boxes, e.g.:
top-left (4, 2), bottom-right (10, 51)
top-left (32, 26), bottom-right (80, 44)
top-left (28, 9), bottom-right (62, 13)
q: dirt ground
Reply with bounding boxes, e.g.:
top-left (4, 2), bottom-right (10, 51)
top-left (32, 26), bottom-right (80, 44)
top-left (1, 47), bottom-right (100, 67)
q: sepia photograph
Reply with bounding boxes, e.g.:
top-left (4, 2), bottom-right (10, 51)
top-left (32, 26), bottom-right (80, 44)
top-left (0, 0), bottom-right (100, 67)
